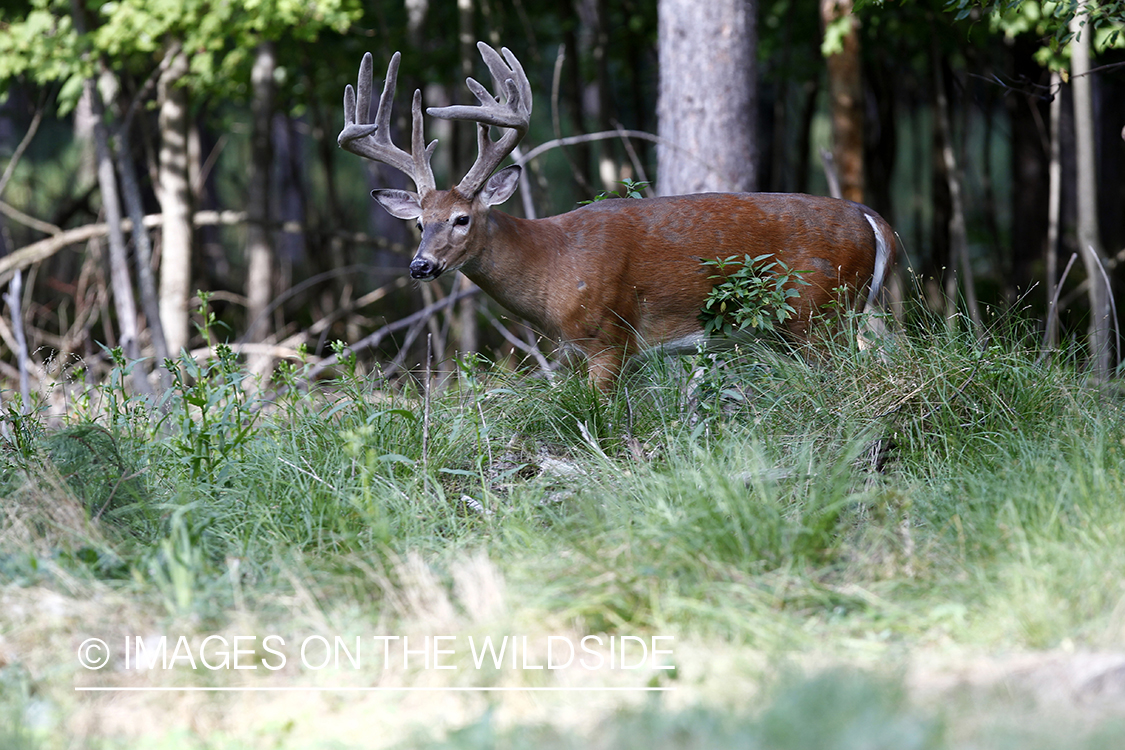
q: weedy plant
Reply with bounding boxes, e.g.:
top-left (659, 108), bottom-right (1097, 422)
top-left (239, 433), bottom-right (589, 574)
top-left (156, 292), bottom-right (261, 485)
top-left (699, 253), bottom-right (810, 337)
top-left (2, 282), bottom-right (1124, 748)
top-left (580, 178), bottom-right (650, 203)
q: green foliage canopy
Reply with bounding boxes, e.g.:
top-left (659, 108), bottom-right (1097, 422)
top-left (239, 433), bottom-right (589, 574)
top-left (0, 0), bottom-right (362, 112)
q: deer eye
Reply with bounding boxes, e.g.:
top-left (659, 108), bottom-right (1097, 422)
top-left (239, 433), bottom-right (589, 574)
top-left (416, 221), bottom-right (423, 231)
top-left (453, 215), bottom-right (470, 227)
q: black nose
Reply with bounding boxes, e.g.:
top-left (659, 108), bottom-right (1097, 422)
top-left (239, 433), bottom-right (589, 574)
top-left (410, 257), bottom-right (440, 279)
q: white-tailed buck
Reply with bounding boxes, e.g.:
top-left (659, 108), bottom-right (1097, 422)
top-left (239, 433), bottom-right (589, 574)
top-left (339, 43), bottom-right (896, 390)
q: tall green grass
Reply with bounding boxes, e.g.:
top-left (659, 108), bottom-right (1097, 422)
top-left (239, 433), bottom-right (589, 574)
top-left (3, 316), bottom-right (1123, 633)
top-left (1, 312), bottom-right (1123, 746)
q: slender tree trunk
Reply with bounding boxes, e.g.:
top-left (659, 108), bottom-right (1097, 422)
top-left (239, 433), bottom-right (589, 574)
top-left (979, 89), bottom-right (1002, 267)
top-left (2, 266), bottom-right (31, 413)
top-left (769, 0), bottom-right (801, 192)
top-left (926, 47), bottom-right (952, 314)
top-left (92, 103), bottom-right (146, 391)
top-left (592, 0), bottom-right (617, 190)
top-left (657, 0), bottom-right (757, 195)
top-left (115, 107), bottom-right (171, 391)
top-left (794, 78), bottom-right (820, 194)
top-left (933, 47), bottom-right (982, 334)
top-left (1070, 15), bottom-right (1112, 377)
top-left (456, 0), bottom-right (479, 358)
top-left (864, 49), bottom-right (897, 222)
top-left (157, 43), bottom-right (193, 357)
top-left (71, 0), bottom-right (149, 394)
top-left (1008, 36), bottom-right (1050, 299)
top-left (1045, 70), bottom-right (1063, 351)
top-left (246, 42), bottom-right (276, 363)
top-left (561, 21), bottom-right (593, 192)
top-left (821, 0), bottom-right (864, 203)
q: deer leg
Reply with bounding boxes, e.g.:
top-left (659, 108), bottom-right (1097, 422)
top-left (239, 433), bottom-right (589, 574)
top-left (585, 344), bottom-right (626, 393)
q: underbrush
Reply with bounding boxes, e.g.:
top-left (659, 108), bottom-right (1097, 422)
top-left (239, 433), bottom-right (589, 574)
top-left (1, 311), bottom-right (1123, 746)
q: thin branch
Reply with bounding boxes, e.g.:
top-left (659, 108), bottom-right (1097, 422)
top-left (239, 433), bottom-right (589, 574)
top-left (279, 275), bottom-right (411, 345)
top-left (0, 91), bottom-right (48, 200)
top-left (515, 129), bottom-right (704, 170)
top-left (0, 210), bottom-right (409, 286)
top-left (380, 314), bottom-right (430, 379)
top-left (1091, 244), bottom-right (1121, 371)
top-left (483, 306), bottom-right (554, 380)
top-left (2, 269), bottom-right (31, 413)
top-left (305, 286), bottom-right (480, 380)
top-left (1057, 244), bottom-right (1125, 308)
top-left (612, 121), bottom-right (654, 195)
top-left (548, 42), bottom-right (594, 194)
top-left (1039, 252), bottom-right (1078, 363)
top-left (115, 42), bottom-right (179, 137)
top-left (235, 263), bottom-right (379, 349)
top-left (422, 332), bottom-right (432, 469)
top-left (0, 200), bottom-right (61, 236)
top-left (970, 59), bottom-right (1125, 101)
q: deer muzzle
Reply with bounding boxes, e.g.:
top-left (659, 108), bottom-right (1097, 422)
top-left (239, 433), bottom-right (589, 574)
top-left (409, 255), bottom-right (442, 280)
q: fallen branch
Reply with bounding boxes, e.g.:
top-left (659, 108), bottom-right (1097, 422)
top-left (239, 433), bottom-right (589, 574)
top-left (0, 210), bottom-right (409, 286)
top-left (187, 342), bottom-right (320, 364)
top-left (483, 307), bottom-right (555, 380)
top-left (306, 285), bottom-right (480, 380)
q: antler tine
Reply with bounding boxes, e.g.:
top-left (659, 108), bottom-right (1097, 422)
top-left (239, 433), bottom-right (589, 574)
top-left (479, 43), bottom-right (532, 122)
top-left (338, 52), bottom-right (436, 197)
top-left (427, 42), bottom-right (532, 197)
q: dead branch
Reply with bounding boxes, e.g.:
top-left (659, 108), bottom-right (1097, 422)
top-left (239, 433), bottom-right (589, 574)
top-left (306, 285), bottom-right (480, 380)
top-left (514, 129), bottom-right (704, 171)
top-left (2, 269), bottom-right (31, 411)
top-left (0, 92), bottom-right (47, 200)
top-left (0, 210), bottom-right (409, 287)
top-left (1057, 244), bottom-right (1125, 309)
top-left (1039, 252), bottom-right (1079, 364)
top-left (483, 306), bottom-right (554, 380)
top-left (0, 200), bottom-right (62, 236)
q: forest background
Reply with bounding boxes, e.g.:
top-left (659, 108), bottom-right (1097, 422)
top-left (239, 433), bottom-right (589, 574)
top-left (3, 1), bottom-right (1125, 748)
top-left (0, 0), bottom-right (1123, 389)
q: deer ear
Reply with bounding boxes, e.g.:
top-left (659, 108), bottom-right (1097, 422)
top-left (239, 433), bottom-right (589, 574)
top-left (479, 165), bottom-right (521, 206)
top-left (371, 189), bottom-right (422, 219)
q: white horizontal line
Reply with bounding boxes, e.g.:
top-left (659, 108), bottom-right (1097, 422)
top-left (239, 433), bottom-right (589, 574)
top-left (75, 686), bottom-right (674, 692)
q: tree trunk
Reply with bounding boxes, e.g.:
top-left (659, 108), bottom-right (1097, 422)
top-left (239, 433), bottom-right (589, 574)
top-left (115, 94), bottom-right (171, 390)
top-left (821, 0), bottom-right (864, 203)
top-left (794, 79), bottom-right (820, 194)
top-left (1045, 70), bottom-right (1063, 351)
top-left (453, 0), bottom-right (481, 359)
top-left (246, 41), bottom-right (276, 361)
top-left (926, 52), bottom-right (952, 314)
top-left (2, 266), bottom-right (31, 413)
top-left (657, 0), bottom-right (757, 195)
top-left (71, 0), bottom-right (149, 395)
top-left (933, 47), bottom-right (982, 334)
top-left (1070, 15), bottom-right (1113, 377)
top-left (1008, 36), bottom-right (1049, 298)
top-left (157, 44), bottom-right (193, 357)
top-left (592, 0), bottom-right (618, 191)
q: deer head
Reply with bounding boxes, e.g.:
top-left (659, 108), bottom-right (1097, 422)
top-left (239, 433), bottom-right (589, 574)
top-left (338, 43), bottom-right (532, 281)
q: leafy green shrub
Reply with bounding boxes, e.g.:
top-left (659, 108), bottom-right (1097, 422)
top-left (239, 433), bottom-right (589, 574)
top-left (699, 254), bottom-right (810, 336)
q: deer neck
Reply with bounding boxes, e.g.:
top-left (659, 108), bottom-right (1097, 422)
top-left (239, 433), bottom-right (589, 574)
top-left (459, 211), bottom-right (560, 335)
